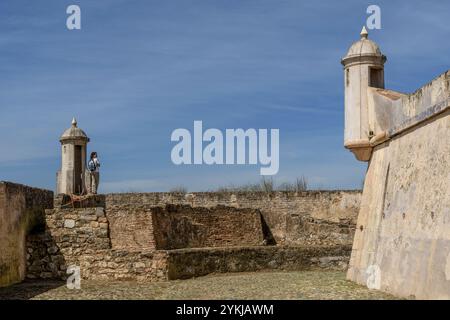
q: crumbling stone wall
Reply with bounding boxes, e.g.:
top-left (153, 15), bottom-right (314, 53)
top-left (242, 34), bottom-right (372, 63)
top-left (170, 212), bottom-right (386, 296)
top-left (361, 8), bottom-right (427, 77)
top-left (25, 203), bottom-right (267, 281)
top-left (104, 203), bottom-right (265, 250)
top-left (0, 182), bottom-right (53, 287)
top-left (26, 207), bottom-right (110, 279)
top-left (27, 235), bottom-right (168, 282)
top-left (105, 191), bottom-right (361, 246)
top-left (104, 205), bottom-right (155, 251)
top-left (166, 245), bottom-right (352, 280)
top-left (152, 205), bottom-right (264, 249)
top-left (26, 206), bottom-right (168, 281)
top-left (20, 190), bottom-right (361, 283)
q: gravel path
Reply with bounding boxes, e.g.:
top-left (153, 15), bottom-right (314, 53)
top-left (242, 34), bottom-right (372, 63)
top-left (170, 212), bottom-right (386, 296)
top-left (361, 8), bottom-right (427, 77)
top-left (0, 271), bottom-right (400, 300)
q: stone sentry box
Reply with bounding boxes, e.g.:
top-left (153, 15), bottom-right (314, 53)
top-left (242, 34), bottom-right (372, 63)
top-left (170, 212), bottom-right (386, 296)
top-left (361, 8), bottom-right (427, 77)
top-left (56, 118), bottom-right (90, 195)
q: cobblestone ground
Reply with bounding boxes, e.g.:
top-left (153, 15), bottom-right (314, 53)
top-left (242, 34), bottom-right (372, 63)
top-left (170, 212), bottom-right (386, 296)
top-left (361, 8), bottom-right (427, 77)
top-left (0, 271), bottom-right (400, 300)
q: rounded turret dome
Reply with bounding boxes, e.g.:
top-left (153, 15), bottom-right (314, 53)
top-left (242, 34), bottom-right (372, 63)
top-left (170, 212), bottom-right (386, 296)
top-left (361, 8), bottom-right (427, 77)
top-left (345, 38), bottom-right (381, 57)
top-left (60, 118), bottom-right (89, 142)
top-left (342, 27), bottom-right (386, 65)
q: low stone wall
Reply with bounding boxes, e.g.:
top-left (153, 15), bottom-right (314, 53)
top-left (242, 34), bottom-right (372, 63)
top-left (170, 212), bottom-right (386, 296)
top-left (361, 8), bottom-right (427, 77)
top-left (166, 245), bottom-right (352, 280)
top-left (45, 207), bottom-right (111, 251)
top-left (77, 250), bottom-right (168, 282)
top-left (104, 204), bottom-right (265, 250)
top-left (105, 191), bottom-right (361, 246)
top-left (19, 189), bottom-right (361, 283)
top-left (26, 207), bottom-right (111, 280)
top-left (26, 238), bottom-right (350, 282)
top-left (27, 231), bottom-right (168, 282)
top-left (26, 203), bottom-right (266, 280)
top-left (152, 205), bottom-right (264, 249)
top-left (0, 182), bottom-right (53, 287)
top-left (26, 206), bottom-right (168, 282)
top-left (106, 205), bottom-right (155, 251)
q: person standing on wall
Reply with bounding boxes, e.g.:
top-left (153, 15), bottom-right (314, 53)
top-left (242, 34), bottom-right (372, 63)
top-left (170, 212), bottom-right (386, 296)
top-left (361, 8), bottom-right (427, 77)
top-left (88, 152), bottom-right (100, 194)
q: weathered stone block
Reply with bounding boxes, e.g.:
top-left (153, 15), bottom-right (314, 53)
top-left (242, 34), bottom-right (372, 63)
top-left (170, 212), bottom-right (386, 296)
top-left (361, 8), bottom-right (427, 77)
top-left (80, 215), bottom-right (97, 222)
top-left (47, 246), bottom-right (59, 254)
top-left (64, 219), bottom-right (75, 228)
top-left (90, 221), bottom-right (99, 228)
top-left (96, 207), bottom-right (105, 217)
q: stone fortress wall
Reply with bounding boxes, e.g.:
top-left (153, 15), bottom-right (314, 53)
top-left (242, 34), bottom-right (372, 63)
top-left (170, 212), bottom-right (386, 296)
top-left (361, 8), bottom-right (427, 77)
top-left (346, 73), bottom-right (450, 299)
top-left (105, 191), bottom-right (361, 247)
top-left (0, 182), bottom-right (53, 287)
top-left (0, 184), bottom-right (361, 285)
top-left (341, 27), bottom-right (450, 299)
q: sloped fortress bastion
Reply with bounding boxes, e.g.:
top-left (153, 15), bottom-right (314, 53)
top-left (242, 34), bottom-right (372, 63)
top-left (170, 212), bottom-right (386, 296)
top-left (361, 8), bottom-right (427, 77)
top-left (342, 28), bottom-right (450, 299)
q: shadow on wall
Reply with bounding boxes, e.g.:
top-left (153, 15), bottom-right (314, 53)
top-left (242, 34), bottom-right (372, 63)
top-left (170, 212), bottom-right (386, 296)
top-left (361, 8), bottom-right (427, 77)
top-left (260, 214), bottom-right (276, 245)
top-left (1, 221), bottom-right (69, 300)
top-left (0, 279), bottom-right (65, 300)
top-left (26, 226), bottom-right (69, 281)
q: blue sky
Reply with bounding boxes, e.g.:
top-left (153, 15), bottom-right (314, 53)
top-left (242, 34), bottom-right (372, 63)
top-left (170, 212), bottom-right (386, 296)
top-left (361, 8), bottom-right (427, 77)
top-left (0, 0), bottom-right (448, 193)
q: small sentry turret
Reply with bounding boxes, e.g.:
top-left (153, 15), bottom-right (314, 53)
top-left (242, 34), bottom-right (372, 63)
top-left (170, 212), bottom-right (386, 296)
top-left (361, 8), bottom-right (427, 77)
top-left (341, 27), bottom-right (386, 161)
top-left (56, 118), bottom-right (90, 194)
